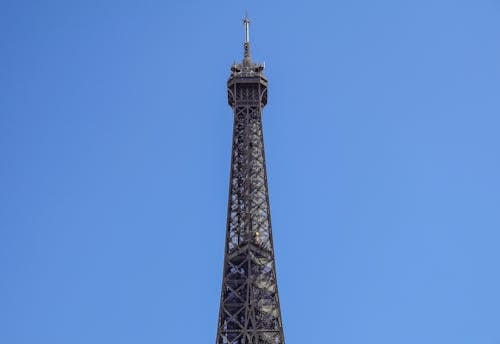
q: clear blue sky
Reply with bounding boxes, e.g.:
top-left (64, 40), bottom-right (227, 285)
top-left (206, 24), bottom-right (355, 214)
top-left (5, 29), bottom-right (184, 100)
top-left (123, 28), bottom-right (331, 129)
top-left (1, 1), bottom-right (499, 343)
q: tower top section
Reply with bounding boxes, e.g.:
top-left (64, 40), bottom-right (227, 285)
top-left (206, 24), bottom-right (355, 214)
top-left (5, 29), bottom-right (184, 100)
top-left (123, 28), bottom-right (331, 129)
top-left (229, 15), bottom-right (266, 79)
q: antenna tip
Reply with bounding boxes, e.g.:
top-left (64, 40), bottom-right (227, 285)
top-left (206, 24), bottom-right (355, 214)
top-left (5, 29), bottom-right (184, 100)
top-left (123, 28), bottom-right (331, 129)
top-left (243, 13), bottom-right (251, 44)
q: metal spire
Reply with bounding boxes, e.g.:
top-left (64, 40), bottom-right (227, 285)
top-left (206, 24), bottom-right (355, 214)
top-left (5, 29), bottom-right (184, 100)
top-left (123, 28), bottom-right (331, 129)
top-left (243, 14), bottom-right (252, 64)
top-left (244, 13), bottom-right (250, 43)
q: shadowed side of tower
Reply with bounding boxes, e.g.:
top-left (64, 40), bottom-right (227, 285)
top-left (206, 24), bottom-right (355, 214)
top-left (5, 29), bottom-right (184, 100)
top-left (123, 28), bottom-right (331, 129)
top-left (215, 17), bottom-right (285, 344)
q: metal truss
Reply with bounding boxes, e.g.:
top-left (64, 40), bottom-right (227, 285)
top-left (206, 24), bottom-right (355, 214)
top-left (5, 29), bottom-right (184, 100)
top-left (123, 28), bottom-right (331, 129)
top-left (215, 20), bottom-right (285, 344)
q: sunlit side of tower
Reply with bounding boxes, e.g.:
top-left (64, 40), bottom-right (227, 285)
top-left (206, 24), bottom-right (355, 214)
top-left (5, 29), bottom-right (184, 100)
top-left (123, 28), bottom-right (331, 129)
top-left (215, 17), bottom-right (285, 344)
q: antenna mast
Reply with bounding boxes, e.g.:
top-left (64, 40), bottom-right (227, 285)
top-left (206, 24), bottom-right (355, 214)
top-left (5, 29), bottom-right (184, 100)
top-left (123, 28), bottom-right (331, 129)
top-left (243, 14), bottom-right (252, 64)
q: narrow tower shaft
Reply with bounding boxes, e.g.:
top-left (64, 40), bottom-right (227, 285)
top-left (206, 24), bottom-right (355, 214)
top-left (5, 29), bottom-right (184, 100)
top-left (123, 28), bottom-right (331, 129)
top-left (216, 18), bottom-right (285, 344)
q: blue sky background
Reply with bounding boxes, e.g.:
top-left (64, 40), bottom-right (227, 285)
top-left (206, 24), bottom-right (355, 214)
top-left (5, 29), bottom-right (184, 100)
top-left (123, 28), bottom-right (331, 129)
top-left (1, 0), bottom-right (500, 343)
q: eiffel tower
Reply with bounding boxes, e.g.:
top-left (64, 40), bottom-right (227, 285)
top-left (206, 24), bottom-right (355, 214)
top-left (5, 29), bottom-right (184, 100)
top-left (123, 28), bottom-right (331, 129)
top-left (215, 17), bottom-right (285, 344)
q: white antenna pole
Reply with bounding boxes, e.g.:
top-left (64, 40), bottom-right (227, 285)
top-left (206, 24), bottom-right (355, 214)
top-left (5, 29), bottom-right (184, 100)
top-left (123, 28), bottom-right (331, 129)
top-left (243, 14), bottom-right (250, 43)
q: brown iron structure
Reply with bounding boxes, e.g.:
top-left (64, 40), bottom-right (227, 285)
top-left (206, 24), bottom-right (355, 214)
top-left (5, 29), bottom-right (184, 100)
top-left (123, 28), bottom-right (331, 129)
top-left (215, 17), bottom-right (285, 344)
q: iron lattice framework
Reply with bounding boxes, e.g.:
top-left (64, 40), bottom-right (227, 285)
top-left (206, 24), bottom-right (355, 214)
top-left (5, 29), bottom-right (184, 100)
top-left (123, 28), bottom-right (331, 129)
top-left (216, 18), bottom-right (285, 344)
